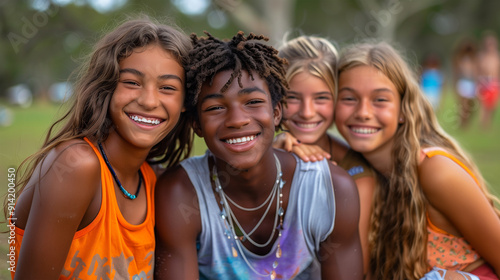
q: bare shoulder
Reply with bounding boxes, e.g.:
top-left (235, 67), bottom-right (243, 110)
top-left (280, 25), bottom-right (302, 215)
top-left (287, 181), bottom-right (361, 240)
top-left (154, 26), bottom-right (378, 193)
top-left (155, 164), bottom-right (202, 280)
top-left (156, 164), bottom-right (198, 203)
top-left (319, 160), bottom-right (363, 279)
top-left (418, 153), bottom-right (477, 196)
top-left (14, 138), bottom-right (101, 229)
top-left (24, 138), bottom-right (101, 193)
top-left (155, 164), bottom-right (201, 233)
top-left (43, 138), bottom-right (100, 177)
top-left (328, 161), bottom-right (360, 224)
top-left (418, 153), bottom-right (482, 218)
top-left (329, 162), bottom-right (358, 198)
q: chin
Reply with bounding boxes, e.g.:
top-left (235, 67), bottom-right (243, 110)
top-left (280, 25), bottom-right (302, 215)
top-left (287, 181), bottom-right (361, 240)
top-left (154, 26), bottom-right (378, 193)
top-left (351, 145), bottom-right (375, 154)
top-left (226, 152), bottom-right (262, 170)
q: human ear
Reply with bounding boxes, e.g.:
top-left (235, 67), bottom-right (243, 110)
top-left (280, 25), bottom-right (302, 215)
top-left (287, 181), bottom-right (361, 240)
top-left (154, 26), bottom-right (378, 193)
top-left (273, 102), bottom-right (283, 127)
top-left (399, 115), bottom-right (405, 123)
top-left (193, 119), bottom-right (203, 137)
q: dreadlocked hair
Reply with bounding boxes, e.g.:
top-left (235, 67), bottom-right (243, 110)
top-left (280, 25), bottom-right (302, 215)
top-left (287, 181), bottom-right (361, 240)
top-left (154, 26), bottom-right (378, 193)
top-left (339, 42), bottom-right (500, 280)
top-left (185, 31), bottom-right (288, 126)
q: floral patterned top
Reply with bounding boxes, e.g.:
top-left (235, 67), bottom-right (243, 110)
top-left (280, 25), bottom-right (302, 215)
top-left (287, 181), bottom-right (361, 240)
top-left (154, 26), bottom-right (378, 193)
top-left (424, 147), bottom-right (481, 271)
top-left (427, 216), bottom-right (480, 270)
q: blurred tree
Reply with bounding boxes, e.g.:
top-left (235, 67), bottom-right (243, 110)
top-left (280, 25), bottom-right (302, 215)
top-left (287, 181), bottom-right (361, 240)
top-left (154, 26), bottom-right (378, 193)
top-left (213, 0), bottom-right (295, 45)
top-left (1, 0), bottom-right (499, 102)
top-left (204, 0), bottom-right (500, 71)
top-left (0, 0), bottom-right (185, 100)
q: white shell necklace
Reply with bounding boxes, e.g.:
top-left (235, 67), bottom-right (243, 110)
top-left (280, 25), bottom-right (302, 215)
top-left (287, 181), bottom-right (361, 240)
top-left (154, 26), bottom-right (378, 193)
top-left (212, 154), bottom-right (285, 279)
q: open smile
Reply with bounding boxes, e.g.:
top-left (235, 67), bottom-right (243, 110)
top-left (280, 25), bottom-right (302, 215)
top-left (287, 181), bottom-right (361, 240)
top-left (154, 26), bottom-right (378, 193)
top-left (349, 126), bottom-right (380, 134)
top-left (127, 113), bottom-right (164, 126)
top-left (292, 121), bottom-right (322, 129)
top-left (222, 134), bottom-right (259, 145)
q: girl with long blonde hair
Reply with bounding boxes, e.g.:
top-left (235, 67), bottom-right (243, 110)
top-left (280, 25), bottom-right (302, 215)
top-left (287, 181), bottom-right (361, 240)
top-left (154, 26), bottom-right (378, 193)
top-left (335, 42), bottom-right (500, 280)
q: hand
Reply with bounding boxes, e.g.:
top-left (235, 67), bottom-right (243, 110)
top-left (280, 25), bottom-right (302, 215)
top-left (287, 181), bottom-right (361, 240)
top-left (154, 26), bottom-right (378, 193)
top-left (291, 143), bottom-right (331, 162)
top-left (273, 132), bottom-right (331, 162)
top-left (273, 131), bottom-right (300, 152)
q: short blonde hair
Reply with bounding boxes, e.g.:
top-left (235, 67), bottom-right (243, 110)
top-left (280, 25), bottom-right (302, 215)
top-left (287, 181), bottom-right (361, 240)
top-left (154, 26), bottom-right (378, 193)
top-left (278, 35), bottom-right (338, 99)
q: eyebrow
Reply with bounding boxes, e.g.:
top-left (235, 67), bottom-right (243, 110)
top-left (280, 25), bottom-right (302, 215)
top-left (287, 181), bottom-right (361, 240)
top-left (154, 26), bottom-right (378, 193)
top-left (200, 86), bottom-right (267, 104)
top-left (200, 93), bottom-right (224, 104)
top-left (287, 90), bottom-right (331, 95)
top-left (119, 68), bottom-right (182, 82)
top-left (239, 87), bottom-right (267, 95)
top-left (338, 87), bottom-right (395, 94)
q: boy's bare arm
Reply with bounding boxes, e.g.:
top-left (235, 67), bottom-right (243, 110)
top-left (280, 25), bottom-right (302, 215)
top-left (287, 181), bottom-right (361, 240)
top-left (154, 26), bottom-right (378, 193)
top-left (320, 164), bottom-right (363, 280)
top-left (155, 166), bottom-right (202, 280)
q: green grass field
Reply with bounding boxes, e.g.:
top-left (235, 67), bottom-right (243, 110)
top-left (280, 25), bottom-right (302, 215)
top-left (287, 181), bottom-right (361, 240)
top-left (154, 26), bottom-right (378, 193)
top-left (0, 91), bottom-right (499, 278)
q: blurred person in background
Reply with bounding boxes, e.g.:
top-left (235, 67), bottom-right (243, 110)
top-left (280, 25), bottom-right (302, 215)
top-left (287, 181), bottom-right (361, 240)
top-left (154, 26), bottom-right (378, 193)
top-left (477, 31), bottom-right (500, 129)
top-left (452, 37), bottom-right (479, 129)
top-left (420, 53), bottom-right (445, 112)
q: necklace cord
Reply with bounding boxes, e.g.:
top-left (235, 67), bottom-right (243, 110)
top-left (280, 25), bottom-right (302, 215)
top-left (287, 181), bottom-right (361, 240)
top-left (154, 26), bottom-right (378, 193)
top-left (98, 142), bottom-right (142, 200)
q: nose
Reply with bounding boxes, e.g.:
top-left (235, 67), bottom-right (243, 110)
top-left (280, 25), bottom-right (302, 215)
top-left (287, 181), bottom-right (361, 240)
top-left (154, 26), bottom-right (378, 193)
top-left (224, 105), bottom-right (250, 129)
top-left (298, 98), bottom-right (315, 119)
top-left (355, 99), bottom-right (372, 120)
top-left (137, 85), bottom-right (160, 110)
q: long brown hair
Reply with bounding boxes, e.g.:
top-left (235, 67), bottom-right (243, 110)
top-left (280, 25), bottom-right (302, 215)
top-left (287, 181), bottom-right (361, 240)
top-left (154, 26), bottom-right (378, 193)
top-left (5, 17), bottom-right (193, 219)
top-left (338, 42), bottom-right (500, 280)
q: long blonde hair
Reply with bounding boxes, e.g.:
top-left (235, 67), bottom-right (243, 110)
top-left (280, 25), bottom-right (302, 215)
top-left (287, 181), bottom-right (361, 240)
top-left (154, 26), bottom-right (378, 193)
top-left (338, 42), bottom-right (500, 280)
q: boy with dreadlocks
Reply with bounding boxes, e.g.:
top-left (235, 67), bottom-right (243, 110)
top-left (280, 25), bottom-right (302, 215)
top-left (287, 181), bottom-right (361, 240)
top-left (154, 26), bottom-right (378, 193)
top-left (154, 31), bottom-right (363, 280)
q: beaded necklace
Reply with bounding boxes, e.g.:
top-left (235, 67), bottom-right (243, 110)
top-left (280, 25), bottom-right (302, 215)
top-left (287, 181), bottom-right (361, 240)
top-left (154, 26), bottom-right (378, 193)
top-left (212, 154), bottom-right (285, 279)
top-left (98, 142), bottom-right (142, 200)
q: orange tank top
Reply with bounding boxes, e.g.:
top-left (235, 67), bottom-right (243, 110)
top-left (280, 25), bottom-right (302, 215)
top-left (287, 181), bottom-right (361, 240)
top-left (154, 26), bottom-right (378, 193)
top-left (12, 138), bottom-right (156, 279)
top-left (423, 147), bottom-right (481, 271)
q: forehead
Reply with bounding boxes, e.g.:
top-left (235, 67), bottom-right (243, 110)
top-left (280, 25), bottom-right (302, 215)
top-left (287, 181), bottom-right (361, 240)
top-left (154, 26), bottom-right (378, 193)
top-left (119, 45), bottom-right (183, 76)
top-left (289, 71), bottom-right (327, 87)
top-left (340, 66), bottom-right (395, 88)
top-left (200, 70), bottom-right (270, 97)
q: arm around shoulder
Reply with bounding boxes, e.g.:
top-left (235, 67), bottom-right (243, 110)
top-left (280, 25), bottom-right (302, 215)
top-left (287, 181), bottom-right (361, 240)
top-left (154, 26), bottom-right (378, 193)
top-left (319, 163), bottom-right (363, 280)
top-left (155, 165), bottom-right (201, 280)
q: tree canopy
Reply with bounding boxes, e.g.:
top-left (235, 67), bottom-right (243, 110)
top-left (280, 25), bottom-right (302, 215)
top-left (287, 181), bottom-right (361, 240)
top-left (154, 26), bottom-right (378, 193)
top-left (1, 0), bottom-right (498, 99)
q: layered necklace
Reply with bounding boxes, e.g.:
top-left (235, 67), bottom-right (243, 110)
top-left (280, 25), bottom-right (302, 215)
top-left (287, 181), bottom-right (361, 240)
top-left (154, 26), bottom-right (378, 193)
top-left (98, 142), bottom-right (142, 200)
top-left (212, 154), bottom-right (285, 280)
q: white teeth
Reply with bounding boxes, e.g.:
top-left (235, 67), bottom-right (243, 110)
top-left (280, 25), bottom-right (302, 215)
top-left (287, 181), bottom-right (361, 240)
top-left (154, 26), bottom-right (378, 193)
top-left (296, 122), bottom-right (319, 128)
top-left (129, 115), bottom-right (161, 125)
top-left (225, 135), bottom-right (255, 144)
top-left (351, 127), bottom-right (378, 134)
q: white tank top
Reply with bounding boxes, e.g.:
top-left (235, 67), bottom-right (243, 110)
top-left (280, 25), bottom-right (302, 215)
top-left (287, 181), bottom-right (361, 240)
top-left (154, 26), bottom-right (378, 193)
top-left (180, 151), bottom-right (336, 280)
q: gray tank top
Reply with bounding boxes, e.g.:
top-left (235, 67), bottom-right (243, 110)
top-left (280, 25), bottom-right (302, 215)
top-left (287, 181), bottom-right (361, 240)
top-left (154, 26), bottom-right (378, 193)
top-left (180, 151), bottom-right (336, 279)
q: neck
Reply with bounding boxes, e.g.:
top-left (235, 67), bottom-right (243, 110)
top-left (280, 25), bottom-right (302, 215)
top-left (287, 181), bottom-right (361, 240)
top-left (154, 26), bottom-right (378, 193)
top-left (314, 134), bottom-right (332, 156)
top-left (213, 151), bottom-right (278, 201)
top-left (101, 131), bottom-right (150, 179)
top-left (365, 155), bottom-right (392, 177)
top-left (361, 141), bottom-right (394, 178)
